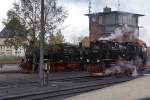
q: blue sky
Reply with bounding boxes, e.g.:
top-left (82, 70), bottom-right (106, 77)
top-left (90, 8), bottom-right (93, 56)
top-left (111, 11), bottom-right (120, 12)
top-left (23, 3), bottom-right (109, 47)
top-left (0, 0), bottom-right (150, 45)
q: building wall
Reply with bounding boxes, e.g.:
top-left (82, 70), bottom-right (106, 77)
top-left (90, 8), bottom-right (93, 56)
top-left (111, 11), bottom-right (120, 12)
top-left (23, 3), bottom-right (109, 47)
top-left (81, 37), bottom-right (90, 48)
top-left (0, 38), bottom-right (25, 57)
top-left (90, 15), bottom-right (104, 41)
top-left (0, 45), bottom-right (25, 57)
top-left (89, 13), bottom-right (140, 41)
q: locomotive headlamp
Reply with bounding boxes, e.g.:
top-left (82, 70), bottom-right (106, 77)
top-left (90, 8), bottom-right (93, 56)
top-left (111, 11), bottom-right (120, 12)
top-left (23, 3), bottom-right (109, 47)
top-left (87, 59), bottom-right (90, 63)
top-left (97, 59), bottom-right (100, 62)
top-left (142, 47), bottom-right (146, 52)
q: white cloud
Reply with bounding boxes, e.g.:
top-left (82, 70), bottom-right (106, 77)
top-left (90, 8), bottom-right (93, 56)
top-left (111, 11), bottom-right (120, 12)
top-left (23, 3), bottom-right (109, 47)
top-left (0, 0), bottom-right (14, 30)
top-left (61, 2), bottom-right (89, 42)
top-left (123, 0), bottom-right (150, 46)
top-left (60, 0), bottom-right (150, 46)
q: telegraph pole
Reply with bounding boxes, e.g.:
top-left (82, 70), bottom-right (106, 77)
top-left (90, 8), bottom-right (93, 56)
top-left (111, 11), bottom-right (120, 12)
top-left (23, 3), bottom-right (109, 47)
top-left (89, 0), bottom-right (91, 41)
top-left (39, 0), bottom-right (45, 86)
top-left (118, 0), bottom-right (120, 11)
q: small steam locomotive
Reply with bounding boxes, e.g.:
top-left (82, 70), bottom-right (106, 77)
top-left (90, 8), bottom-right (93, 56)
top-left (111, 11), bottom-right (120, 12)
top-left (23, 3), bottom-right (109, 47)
top-left (23, 40), bottom-right (147, 76)
top-left (80, 40), bottom-right (147, 75)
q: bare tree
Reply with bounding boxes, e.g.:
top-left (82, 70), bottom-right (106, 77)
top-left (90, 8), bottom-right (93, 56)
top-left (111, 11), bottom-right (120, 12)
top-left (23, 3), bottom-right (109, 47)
top-left (5, 0), bottom-right (67, 46)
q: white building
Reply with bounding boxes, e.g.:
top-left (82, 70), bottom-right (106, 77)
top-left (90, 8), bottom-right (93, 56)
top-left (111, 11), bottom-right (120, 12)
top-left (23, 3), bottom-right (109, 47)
top-left (0, 22), bottom-right (25, 57)
top-left (0, 38), bottom-right (25, 57)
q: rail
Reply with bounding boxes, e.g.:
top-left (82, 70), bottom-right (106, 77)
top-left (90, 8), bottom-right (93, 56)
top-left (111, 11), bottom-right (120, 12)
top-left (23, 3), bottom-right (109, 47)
top-left (0, 76), bottom-right (138, 100)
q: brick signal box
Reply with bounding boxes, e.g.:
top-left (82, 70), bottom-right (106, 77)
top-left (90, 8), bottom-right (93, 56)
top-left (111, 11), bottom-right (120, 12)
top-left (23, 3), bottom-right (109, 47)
top-left (86, 7), bottom-right (144, 41)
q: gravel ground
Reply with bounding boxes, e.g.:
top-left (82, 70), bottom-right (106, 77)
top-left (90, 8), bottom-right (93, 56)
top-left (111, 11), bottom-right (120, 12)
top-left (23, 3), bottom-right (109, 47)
top-left (0, 64), bottom-right (20, 72)
top-left (66, 74), bottom-right (150, 100)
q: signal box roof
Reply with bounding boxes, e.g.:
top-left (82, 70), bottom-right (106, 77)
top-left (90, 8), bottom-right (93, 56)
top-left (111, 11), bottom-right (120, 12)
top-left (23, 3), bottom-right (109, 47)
top-left (85, 11), bottom-right (145, 17)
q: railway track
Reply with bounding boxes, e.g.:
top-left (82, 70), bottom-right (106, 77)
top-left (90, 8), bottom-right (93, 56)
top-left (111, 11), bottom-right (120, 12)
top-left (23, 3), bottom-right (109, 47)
top-left (0, 76), bottom-right (95, 88)
top-left (0, 76), bottom-right (105, 94)
top-left (0, 75), bottom-right (125, 90)
top-left (0, 76), bottom-right (137, 100)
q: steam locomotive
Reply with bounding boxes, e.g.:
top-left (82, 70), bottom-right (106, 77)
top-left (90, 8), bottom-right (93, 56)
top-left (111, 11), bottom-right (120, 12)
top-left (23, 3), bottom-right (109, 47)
top-left (23, 40), bottom-right (147, 76)
top-left (81, 40), bottom-right (147, 75)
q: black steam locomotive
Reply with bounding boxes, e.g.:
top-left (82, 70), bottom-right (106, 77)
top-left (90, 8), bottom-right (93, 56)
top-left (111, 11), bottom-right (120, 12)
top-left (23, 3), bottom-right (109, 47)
top-left (79, 40), bottom-right (147, 75)
top-left (24, 40), bottom-right (147, 75)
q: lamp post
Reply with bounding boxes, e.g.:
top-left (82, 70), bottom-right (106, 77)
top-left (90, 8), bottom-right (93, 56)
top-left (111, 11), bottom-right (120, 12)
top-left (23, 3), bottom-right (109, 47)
top-left (39, 0), bottom-right (45, 86)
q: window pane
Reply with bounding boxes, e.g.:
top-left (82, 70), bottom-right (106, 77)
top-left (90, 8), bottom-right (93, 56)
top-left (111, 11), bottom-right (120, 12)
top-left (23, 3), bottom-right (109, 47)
top-left (118, 15), bottom-right (122, 25)
top-left (99, 16), bottom-right (103, 24)
top-left (105, 14), bottom-right (115, 25)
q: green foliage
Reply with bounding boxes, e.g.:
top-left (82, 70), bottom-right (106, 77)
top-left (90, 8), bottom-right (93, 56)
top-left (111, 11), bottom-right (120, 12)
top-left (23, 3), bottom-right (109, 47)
top-left (48, 31), bottom-right (65, 45)
top-left (6, 17), bottom-right (27, 36)
top-left (3, 17), bottom-right (27, 49)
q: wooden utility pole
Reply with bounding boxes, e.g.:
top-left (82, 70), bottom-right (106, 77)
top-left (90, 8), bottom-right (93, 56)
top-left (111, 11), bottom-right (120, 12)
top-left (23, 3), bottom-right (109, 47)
top-left (39, 0), bottom-right (45, 86)
top-left (89, 0), bottom-right (91, 41)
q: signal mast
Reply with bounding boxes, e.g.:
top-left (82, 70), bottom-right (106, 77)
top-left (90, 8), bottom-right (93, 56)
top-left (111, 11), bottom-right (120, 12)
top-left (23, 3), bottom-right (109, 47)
top-left (117, 0), bottom-right (120, 11)
top-left (89, 0), bottom-right (92, 41)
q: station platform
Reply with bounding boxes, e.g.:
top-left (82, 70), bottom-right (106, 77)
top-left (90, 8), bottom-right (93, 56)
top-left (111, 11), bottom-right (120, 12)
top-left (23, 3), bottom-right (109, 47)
top-left (66, 74), bottom-right (150, 100)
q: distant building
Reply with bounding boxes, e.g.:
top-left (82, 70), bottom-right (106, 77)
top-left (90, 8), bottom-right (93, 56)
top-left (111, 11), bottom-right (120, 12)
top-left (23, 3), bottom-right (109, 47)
top-left (86, 7), bottom-right (144, 41)
top-left (81, 37), bottom-right (90, 48)
top-left (0, 26), bottom-right (25, 57)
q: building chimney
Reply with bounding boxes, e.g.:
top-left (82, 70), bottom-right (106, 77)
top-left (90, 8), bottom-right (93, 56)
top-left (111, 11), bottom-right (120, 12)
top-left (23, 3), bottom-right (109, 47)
top-left (103, 7), bottom-right (111, 12)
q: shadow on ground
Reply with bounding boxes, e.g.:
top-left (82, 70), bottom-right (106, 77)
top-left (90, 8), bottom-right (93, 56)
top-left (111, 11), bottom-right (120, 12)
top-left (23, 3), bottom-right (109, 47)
top-left (138, 97), bottom-right (150, 100)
